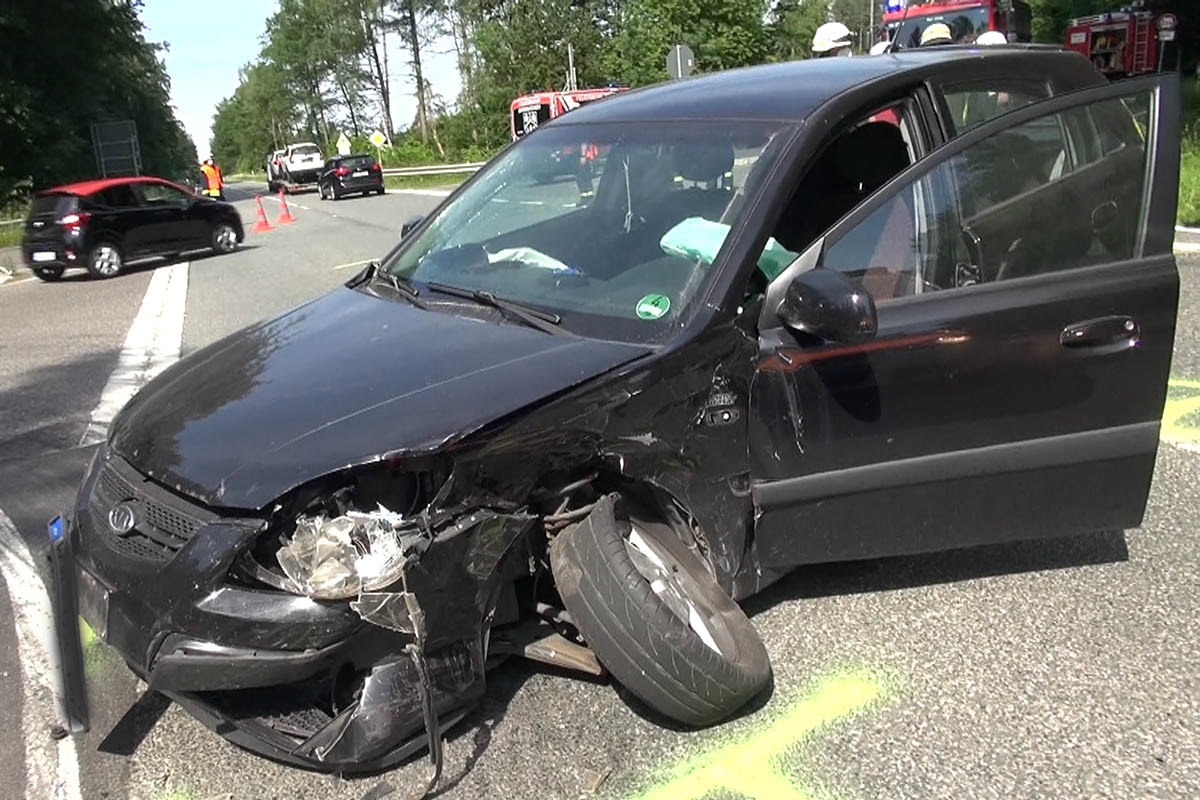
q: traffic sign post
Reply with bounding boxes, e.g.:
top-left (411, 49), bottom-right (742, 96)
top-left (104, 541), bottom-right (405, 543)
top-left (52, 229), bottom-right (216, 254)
top-left (369, 129), bottom-right (390, 167)
top-left (667, 44), bottom-right (694, 80)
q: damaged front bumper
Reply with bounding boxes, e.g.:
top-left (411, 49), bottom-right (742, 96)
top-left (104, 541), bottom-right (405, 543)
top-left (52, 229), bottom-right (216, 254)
top-left (49, 449), bottom-right (535, 774)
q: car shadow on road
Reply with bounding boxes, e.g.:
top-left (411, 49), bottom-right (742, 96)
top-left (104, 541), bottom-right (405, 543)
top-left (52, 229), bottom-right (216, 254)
top-left (42, 247), bottom-right (263, 283)
top-left (741, 529), bottom-right (1130, 618)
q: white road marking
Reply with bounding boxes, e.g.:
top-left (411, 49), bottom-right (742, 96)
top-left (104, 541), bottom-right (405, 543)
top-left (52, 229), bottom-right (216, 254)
top-left (386, 188), bottom-right (453, 197)
top-left (79, 262), bottom-right (189, 446)
top-left (332, 258), bottom-right (375, 271)
top-left (1176, 224), bottom-right (1200, 234)
top-left (0, 509), bottom-right (82, 800)
top-left (1175, 242), bottom-right (1200, 254)
top-left (0, 276), bottom-right (37, 289)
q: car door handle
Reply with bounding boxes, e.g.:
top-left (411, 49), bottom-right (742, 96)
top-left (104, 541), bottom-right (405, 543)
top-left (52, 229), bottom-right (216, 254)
top-left (1060, 316), bottom-right (1139, 354)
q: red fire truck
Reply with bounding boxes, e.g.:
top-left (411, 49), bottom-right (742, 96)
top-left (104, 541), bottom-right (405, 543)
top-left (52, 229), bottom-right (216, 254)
top-left (509, 87), bottom-right (627, 141)
top-left (881, 0), bottom-right (1031, 49)
top-left (1064, 8), bottom-right (1178, 77)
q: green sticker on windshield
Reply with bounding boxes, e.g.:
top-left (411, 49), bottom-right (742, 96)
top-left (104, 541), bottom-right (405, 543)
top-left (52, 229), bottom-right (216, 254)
top-left (636, 293), bottom-right (671, 320)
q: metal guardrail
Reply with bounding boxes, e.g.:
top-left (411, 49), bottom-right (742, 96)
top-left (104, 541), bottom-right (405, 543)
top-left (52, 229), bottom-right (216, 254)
top-left (0, 219), bottom-right (21, 227)
top-left (381, 162), bottom-right (486, 178)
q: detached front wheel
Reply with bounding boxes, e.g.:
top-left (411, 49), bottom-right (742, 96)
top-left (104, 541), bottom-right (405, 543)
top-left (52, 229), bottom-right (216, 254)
top-left (551, 494), bottom-right (771, 727)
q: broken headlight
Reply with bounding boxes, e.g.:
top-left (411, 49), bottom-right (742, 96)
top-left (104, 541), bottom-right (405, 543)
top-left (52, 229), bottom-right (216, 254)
top-left (275, 507), bottom-right (413, 600)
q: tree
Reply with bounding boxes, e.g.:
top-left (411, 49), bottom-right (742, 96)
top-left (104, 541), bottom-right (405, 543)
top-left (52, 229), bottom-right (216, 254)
top-left (605, 0), bottom-right (771, 84)
top-left (767, 0), bottom-right (829, 61)
top-left (390, 0), bottom-right (448, 148)
top-left (0, 0), bottom-right (196, 204)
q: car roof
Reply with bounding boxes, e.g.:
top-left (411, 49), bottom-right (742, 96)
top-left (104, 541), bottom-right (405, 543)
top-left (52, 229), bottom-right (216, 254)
top-left (41, 176), bottom-right (182, 197)
top-left (333, 153), bottom-right (374, 159)
top-left (553, 46), bottom-right (1095, 126)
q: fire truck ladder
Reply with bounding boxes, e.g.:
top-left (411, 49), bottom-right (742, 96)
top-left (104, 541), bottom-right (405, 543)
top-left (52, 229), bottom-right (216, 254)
top-left (1132, 15), bottom-right (1151, 73)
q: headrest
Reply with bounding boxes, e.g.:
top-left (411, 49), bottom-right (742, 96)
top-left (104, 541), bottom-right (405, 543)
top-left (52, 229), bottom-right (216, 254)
top-left (833, 122), bottom-right (910, 191)
top-left (674, 140), bottom-right (734, 183)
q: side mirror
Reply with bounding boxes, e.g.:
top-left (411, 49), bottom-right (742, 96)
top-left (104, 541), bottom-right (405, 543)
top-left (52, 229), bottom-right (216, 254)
top-left (400, 214), bottom-right (424, 240)
top-left (776, 268), bottom-right (877, 344)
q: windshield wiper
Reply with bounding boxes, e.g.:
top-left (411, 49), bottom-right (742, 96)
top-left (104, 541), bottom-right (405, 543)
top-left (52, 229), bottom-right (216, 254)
top-left (425, 281), bottom-right (567, 335)
top-left (372, 266), bottom-right (427, 309)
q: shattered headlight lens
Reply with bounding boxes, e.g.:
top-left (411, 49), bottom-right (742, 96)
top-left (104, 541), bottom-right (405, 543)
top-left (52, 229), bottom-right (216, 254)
top-left (276, 507), bottom-right (409, 600)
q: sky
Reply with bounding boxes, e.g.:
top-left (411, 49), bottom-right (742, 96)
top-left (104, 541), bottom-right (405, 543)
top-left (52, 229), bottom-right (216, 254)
top-left (139, 1), bottom-right (462, 158)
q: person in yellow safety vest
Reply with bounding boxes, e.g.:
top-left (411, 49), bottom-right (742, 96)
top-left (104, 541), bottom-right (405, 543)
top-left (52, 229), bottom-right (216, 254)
top-left (200, 158), bottom-right (224, 200)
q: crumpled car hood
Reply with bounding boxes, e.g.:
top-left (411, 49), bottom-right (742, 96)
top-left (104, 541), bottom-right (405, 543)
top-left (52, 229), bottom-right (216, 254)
top-left (108, 286), bottom-right (650, 509)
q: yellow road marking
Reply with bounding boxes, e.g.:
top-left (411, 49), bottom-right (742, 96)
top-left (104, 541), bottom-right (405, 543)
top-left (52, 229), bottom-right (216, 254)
top-left (1163, 378), bottom-right (1200, 452)
top-left (634, 671), bottom-right (883, 800)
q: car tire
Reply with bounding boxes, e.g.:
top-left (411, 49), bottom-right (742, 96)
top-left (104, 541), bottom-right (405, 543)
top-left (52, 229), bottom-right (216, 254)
top-left (318, 184), bottom-right (326, 201)
top-left (33, 266), bottom-right (64, 282)
top-left (211, 222), bottom-right (239, 255)
top-left (331, 186), bottom-right (341, 201)
top-left (550, 494), bottom-right (772, 727)
top-left (85, 242), bottom-right (123, 279)
top-left (376, 186), bottom-right (386, 196)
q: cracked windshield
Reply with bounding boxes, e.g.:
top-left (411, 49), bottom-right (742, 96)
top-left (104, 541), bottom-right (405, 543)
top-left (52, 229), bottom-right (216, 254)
top-left (387, 123), bottom-right (787, 338)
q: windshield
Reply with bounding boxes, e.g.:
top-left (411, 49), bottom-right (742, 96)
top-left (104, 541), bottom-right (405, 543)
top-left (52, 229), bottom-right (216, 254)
top-left (384, 121), bottom-right (789, 343)
top-left (894, 7), bottom-right (990, 48)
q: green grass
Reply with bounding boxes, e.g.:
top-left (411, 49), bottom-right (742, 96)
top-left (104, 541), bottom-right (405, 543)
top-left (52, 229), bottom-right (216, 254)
top-left (1181, 77), bottom-right (1200, 227)
top-left (0, 223), bottom-right (21, 248)
top-left (383, 173), bottom-right (466, 191)
top-left (1182, 134), bottom-right (1200, 227)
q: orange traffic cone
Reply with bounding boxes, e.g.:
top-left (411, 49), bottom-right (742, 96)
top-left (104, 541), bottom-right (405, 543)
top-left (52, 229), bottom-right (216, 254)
top-left (276, 190), bottom-right (296, 224)
top-left (252, 196), bottom-right (273, 232)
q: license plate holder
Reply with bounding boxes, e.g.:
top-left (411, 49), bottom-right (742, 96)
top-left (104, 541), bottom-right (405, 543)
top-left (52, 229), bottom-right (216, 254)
top-left (77, 567), bottom-right (109, 642)
top-left (32, 251), bottom-right (56, 262)
top-left (353, 170), bottom-right (369, 178)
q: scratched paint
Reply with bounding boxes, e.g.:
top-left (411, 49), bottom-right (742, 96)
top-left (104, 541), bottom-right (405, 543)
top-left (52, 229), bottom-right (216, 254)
top-left (1162, 378), bottom-right (1200, 453)
top-left (632, 671), bottom-right (884, 800)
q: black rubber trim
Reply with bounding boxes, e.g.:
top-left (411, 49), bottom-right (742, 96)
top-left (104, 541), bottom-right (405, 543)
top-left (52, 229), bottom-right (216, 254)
top-left (753, 421), bottom-right (1160, 510)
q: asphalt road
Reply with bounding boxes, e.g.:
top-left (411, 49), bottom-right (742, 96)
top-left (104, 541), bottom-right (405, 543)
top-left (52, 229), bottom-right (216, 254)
top-left (0, 185), bottom-right (1197, 800)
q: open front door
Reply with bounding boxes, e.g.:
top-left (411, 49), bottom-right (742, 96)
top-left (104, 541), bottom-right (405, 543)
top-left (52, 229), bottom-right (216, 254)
top-left (749, 73), bottom-right (1181, 568)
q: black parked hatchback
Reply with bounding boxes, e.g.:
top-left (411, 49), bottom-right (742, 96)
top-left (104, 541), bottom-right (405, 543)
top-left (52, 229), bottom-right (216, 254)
top-left (48, 48), bottom-right (1181, 788)
top-left (317, 154), bottom-right (385, 200)
top-left (21, 176), bottom-right (244, 281)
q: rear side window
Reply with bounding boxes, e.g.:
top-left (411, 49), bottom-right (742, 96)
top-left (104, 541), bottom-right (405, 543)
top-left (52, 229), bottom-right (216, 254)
top-left (30, 194), bottom-right (76, 216)
top-left (90, 185), bottom-right (141, 209)
top-left (941, 80), bottom-right (1050, 134)
top-left (819, 88), bottom-right (1153, 301)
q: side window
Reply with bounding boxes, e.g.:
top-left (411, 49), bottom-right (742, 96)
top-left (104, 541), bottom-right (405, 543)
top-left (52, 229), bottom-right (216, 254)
top-left (93, 185), bottom-right (140, 209)
top-left (941, 80), bottom-right (1049, 134)
top-left (820, 89), bottom-right (1152, 302)
top-left (763, 100), bottom-right (917, 282)
top-left (140, 182), bottom-right (189, 206)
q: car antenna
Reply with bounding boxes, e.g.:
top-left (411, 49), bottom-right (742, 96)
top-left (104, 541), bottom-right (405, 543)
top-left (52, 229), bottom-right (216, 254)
top-left (887, 0), bottom-right (913, 53)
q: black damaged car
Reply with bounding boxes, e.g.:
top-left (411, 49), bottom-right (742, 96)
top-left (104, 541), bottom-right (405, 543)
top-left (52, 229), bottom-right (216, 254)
top-left (49, 47), bottom-right (1180, 790)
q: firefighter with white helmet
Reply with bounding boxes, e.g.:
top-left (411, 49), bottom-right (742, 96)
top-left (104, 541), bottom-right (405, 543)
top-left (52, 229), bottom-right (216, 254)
top-left (976, 30), bottom-right (1008, 45)
top-left (813, 22), bottom-right (853, 57)
top-left (869, 40), bottom-right (891, 55)
top-left (920, 22), bottom-right (954, 46)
